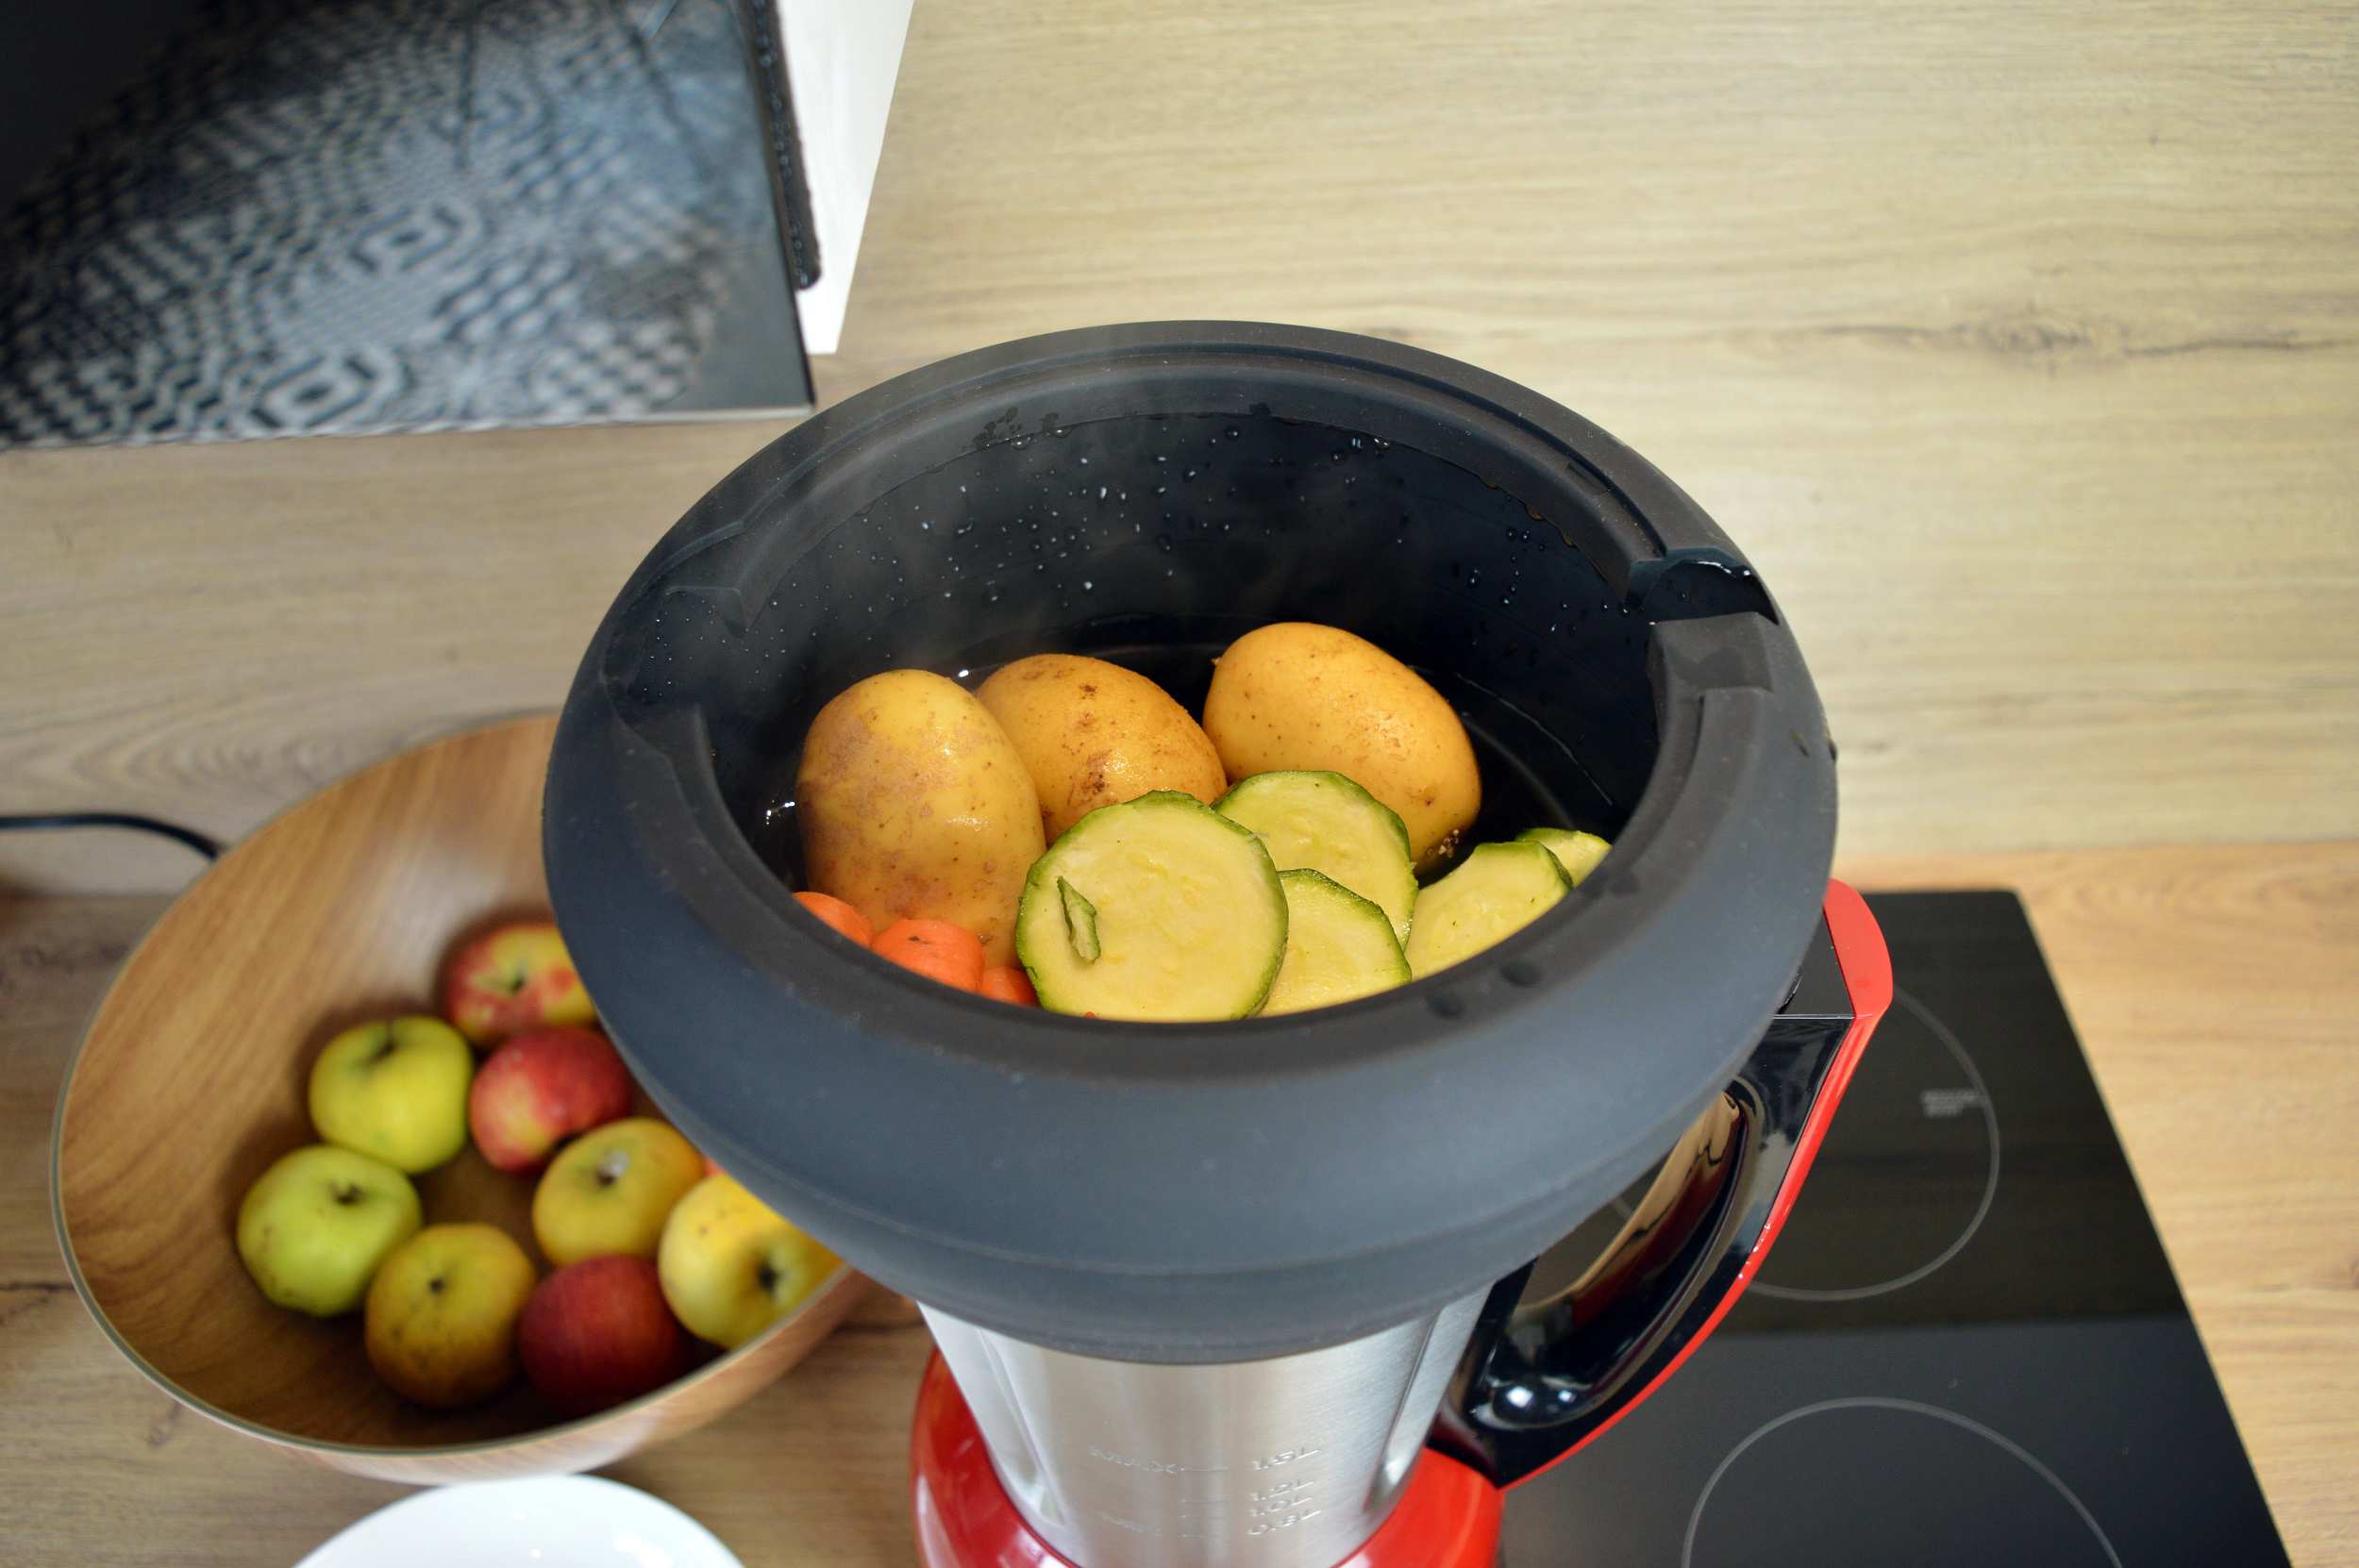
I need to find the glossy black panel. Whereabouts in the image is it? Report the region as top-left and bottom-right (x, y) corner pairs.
(1500, 892), (2287, 1566)
(1690, 1396), (2126, 1567)
(1440, 920), (1855, 1485)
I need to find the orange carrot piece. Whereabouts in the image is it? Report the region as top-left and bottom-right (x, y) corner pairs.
(872, 919), (986, 991)
(978, 966), (1039, 1007)
(795, 891), (875, 946)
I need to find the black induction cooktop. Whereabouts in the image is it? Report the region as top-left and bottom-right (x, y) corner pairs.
(1501, 891), (2289, 1567)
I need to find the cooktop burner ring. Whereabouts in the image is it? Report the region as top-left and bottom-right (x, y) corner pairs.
(1748, 986), (2000, 1302)
(1681, 1395), (2123, 1568)
(1500, 895), (2289, 1568)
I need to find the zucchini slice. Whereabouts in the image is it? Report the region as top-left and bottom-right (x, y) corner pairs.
(1214, 771), (1417, 943)
(1057, 877), (1101, 962)
(1404, 841), (1573, 979)
(1516, 826), (1612, 887)
(1016, 792), (1286, 1021)
(1262, 869), (1413, 1016)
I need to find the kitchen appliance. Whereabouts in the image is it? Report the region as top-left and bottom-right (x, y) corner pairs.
(544, 323), (1889, 1566)
(1500, 891), (2291, 1565)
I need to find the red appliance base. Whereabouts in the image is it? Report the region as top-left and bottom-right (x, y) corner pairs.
(910, 1351), (1501, 1568)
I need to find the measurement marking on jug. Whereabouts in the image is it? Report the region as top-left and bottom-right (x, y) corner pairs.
(1246, 1469), (1319, 1532)
(1249, 1445), (1320, 1471)
(1248, 1478), (1314, 1505)
(1246, 1507), (1324, 1536)
(1247, 1495), (1317, 1520)
(1086, 1443), (1199, 1475)
(1094, 1512), (1158, 1536)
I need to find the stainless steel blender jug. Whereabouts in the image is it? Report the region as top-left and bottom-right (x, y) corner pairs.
(544, 323), (1889, 1568)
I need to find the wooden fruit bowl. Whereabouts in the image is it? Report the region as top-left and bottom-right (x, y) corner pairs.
(50, 715), (870, 1484)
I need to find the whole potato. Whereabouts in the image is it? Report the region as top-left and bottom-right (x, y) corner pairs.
(1203, 624), (1481, 870)
(977, 655), (1228, 842)
(796, 670), (1045, 966)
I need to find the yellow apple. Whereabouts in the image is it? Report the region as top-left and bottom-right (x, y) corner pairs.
(530, 1118), (703, 1267)
(363, 1223), (538, 1408)
(309, 1016), (474, 1174)
(657, 1175), (840, 1349)
(236, 1143), (422, 1316)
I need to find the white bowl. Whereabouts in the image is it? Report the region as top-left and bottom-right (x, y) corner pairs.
(294, 1475), (745, 1568)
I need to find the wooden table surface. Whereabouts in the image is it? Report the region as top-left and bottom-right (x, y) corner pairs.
(5, 0), (2355, 894)
(4, 841), (2353, 1563)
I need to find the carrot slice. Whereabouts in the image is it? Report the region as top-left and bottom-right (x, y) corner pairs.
(873, 919), (986, 992)
(795, 891), (875, 946)
(978, 966), (1039, 1007)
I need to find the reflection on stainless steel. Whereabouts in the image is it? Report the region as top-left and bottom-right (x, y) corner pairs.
(923, 1292), (1487, 1568)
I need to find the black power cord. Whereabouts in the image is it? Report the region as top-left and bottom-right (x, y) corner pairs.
(0, 813), (223, 859)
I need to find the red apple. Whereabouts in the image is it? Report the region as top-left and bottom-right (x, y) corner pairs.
(442, 920), (596, 1047)
(468, 1026), (635, 1176)
(516, 1255), (689, 1416)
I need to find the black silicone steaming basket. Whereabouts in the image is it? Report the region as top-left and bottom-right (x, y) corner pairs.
(544, 322), (1837, 1361)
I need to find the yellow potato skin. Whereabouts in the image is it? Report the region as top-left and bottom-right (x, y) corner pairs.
(796, 669), (1045, 965)
(977, 655), (1228, 842)
(1203, 624), (1481, 870)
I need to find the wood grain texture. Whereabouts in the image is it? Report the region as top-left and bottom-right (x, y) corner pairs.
(0, 418), (793, 894)
(825, 0), (2359, 860)
(8, 842), (2356, 1560)
(5, 1), (2355, 893)
(48, 717), (866, 1483)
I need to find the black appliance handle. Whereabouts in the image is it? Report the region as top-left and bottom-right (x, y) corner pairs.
(1430, 882), (1892, 1489)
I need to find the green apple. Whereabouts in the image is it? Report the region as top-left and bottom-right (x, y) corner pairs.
(531, 1118), (704, 1267)
(236, 1143), (424, 1317)
(309, 1015), (474, 1174)
(364, 1223), (539, 1408)
(658, 1174), (840, 1348)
